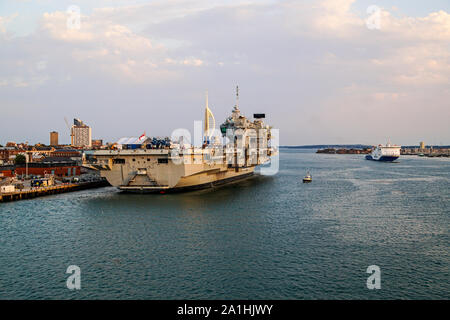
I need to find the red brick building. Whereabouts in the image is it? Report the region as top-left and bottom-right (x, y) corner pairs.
(0, 148), (22, 162)
(0, 162), (80, 178)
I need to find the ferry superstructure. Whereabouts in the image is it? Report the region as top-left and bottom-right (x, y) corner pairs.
(365, 142), (400, 162)
(93, 89), (277, 192)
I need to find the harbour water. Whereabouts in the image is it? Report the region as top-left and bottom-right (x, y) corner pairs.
(0, 149), (448, 299)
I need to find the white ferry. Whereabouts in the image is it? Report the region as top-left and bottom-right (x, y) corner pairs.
(365, 142), (400, 162)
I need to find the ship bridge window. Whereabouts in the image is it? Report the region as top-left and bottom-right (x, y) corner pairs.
(158, 158), (168, 164)
(113, 158), (125, 164)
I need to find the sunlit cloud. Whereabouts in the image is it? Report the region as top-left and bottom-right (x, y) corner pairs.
(0, 0), (449, 145)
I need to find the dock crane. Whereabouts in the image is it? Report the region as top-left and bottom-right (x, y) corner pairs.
(64, 117), (73, 146)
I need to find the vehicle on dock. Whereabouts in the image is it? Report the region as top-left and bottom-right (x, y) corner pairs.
(30, 178), (54, 187)
(1, 185), (15, 193)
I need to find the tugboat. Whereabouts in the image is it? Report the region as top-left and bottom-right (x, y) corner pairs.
(303, 172), (312, 183)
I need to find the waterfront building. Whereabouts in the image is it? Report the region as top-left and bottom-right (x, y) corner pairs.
(71, 119), (92, 148)
(91, 139), (103, 149)
(0, 146), (57, 164)
(0, 148), (25, 163)
(0, 158), (81, 178)
(51, 149), (81, 158)
(50, 131), (59, 146)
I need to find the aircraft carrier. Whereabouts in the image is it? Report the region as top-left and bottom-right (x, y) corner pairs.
(93, 88), (276, 193)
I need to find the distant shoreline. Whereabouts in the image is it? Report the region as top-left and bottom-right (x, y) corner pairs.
(280, 145), (369, 149)
(280, 145), (450, 149)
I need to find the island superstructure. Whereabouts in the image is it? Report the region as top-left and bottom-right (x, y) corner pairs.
(93, 88), (277, 192)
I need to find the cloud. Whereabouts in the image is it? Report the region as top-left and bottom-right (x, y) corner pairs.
(0, 13), (18, 34)
(282, 0), (363, 38)
(0, 0), (449, 145)
(36, 11), (176, 84)
(380, 10), (450, 41)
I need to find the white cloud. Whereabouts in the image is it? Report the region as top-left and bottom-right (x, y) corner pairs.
(0, 13), (18, 34)
(0, 1), (449, 144)
(282, 0), (363, 38)
(380, 10), (450, 41)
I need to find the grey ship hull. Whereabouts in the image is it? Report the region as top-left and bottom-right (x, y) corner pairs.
(119, 171), (254, 193)
(94, 148), (263, 193)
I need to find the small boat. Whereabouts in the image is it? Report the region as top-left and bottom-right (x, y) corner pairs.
(303, 172), (312, 183)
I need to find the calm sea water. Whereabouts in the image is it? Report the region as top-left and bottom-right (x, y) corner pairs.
(0, 149), (449, 299)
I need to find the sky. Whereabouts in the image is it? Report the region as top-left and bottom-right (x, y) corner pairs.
(1, 0), (449, 146)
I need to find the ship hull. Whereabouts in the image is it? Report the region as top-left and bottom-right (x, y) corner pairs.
(118, 171), (254, 193)
(94, 147), (268, 194)
(365, 155), (399, 162)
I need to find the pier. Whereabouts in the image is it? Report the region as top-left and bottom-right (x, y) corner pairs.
(0, 180), (109, 203)
(401, 147), (450, 157)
